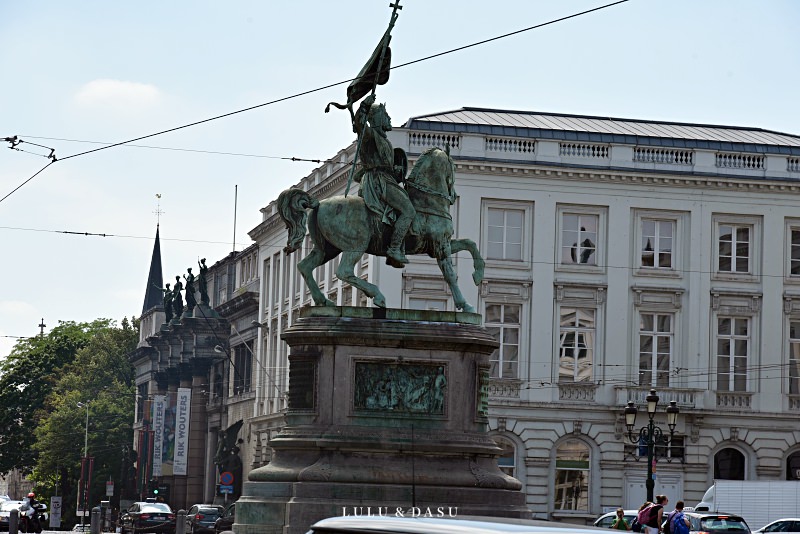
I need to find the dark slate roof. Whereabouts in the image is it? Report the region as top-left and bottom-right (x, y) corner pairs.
(142, 225), (164, 314)
(403, 108), (800, 155)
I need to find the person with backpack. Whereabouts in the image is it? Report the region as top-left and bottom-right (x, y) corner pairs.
(632, 501), (652, 533)
(666, 501), (690, 534)
(645, 495), (668, 534)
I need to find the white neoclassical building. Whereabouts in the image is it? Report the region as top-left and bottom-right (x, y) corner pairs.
(227, 108), (800, 522)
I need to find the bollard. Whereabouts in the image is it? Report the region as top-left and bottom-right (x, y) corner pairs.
(176, 510), (187, 534)
(91, 506), (101, 534)
(9, 508), (18, 534)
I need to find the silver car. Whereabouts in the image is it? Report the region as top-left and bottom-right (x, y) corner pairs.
(754, 519), (800, 534)
(306, 516), (609, 533)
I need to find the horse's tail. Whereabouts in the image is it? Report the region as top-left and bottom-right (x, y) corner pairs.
(277, 188), (319, 253)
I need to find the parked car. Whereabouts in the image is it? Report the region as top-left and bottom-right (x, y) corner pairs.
(754, 519), (800, 534)
(305, 516), (610, 533)
(213, 504), (235, 534)
(186, 505), (223, 534)
(120, 502), (176, 534)
(682, 512), (750, 534)
(594, 510), (638, 529)
(0, 501), (23, 531)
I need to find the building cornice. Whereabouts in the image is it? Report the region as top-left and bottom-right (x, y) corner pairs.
(216, 290), (259, 319)
(454, 160), (800, 193)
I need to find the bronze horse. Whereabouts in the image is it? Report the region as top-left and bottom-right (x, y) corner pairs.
(277, 147), (484, 312)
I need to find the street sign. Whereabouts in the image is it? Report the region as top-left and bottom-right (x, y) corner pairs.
(50, 496), (62, 528)
(219, 485), (234, 494)
(106, 481), (114, 497)
(219, 471), (234, 485)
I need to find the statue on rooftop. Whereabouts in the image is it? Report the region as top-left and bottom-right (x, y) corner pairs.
(156, 283), (174, 324)
(183, 267), (197, 309)
(172, 276), (184, 318)
(197, 258), (209, 305)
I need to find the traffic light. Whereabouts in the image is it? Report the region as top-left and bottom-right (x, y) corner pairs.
(148, 478), (159, 497)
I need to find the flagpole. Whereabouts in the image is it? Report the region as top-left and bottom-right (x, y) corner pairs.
(344, 1), (402, 197)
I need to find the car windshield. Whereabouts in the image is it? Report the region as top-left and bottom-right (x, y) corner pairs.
(1, 502), (21, 512)
(700, 518), (749, 531)
(141, 504), (172, 513)
(199, 509), (220, 517)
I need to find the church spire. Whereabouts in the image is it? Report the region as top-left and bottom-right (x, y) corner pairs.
(142, 225), (164, 314)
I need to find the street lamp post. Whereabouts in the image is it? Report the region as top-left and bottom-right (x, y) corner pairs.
(623, 389), (679, 503)
(77, 401), (90, 526)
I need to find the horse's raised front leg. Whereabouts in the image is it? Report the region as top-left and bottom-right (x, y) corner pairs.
(437, 256), (473, 313)
(336, 251), (387, 308)
(298, 248), (335, 307)
(450, 238), (485, 286)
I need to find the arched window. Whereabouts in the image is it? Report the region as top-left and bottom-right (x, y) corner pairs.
(787, 451), (800, 480)
(554, 439), (590, 511)
(493, 437), (516, 478)
(714, 447), (745, 480)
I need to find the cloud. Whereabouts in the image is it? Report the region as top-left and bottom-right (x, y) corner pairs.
(74, 79), (162, 110)
(0, 300), (38, 316)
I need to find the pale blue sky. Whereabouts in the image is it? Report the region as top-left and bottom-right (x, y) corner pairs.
(1, 0), (798, 357)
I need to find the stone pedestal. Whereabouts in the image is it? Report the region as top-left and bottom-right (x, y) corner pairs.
(236, 307), (528, 534)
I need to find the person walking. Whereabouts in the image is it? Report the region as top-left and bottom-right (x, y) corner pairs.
(611, 508), (631, 530)
(667, 501), (690, 534)
(645, 495), (668, 534)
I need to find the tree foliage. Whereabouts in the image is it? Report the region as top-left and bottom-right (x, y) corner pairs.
(0, 319), (113, 474)
(31, 318), (138, 522)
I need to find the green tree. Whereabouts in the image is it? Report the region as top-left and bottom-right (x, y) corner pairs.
(0, 320), (112, 475)
(32, 318), (137, 523)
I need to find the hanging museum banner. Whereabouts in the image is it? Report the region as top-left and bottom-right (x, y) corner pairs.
(151, 395), (166, 476)
(173, 387), (192, 475)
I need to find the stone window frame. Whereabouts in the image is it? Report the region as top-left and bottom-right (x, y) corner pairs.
(485, 301), (523, 380)
(710, 290), (761, 394)
(711, 213), (762, 283)
(784, 218), (800, 283)
(403, 274), (452, 311)
(491, 434), (518, 478)
(782, 294), (800, 396)
(787, 316), (800, 396)
(550, 436), (595, 515)
(555, 204), (607, 275)
(632, 209), (689, 279)
(481, 198), (533, 270)
(631, 286), (685, 389)
(553, 282), (607, 384)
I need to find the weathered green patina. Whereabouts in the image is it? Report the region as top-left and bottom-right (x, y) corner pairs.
(278, 145), (484, 312)
(354, 362), (446, 415)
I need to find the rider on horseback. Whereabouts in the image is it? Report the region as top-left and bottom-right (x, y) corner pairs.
(352, 94), (415, 268)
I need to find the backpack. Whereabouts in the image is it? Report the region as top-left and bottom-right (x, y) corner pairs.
(646, 504), (663, 527)
(631, 518), (642, 533)
(672, 512), (690, 534)
(663, 511), (676, 534)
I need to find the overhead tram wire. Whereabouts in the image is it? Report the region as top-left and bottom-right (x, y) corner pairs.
(20, 136), (329, 163)
(3, 221), (800, 281)
(0, 0), (629, 204)
(56, 0), (628, 163)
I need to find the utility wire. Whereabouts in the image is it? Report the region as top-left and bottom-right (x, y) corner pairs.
(21, 136), (330, 163)
(0, 225), (251, 247)
(57, 0), (628, 162)
(4, 220), (800, 281)
(0, 0), (629, 203)
(0, 161), (54, 204)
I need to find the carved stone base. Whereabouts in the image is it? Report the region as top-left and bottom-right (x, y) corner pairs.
(236, 307), (527, 534)
(193, 302), (220, 319)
